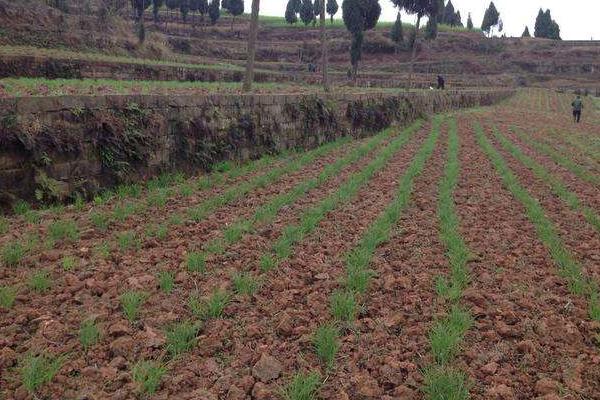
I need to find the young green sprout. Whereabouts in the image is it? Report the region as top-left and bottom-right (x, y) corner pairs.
(132, 360), (167, 395)
(232, 272), (260, 296)
(158, 271), (175, 294)
(20, 353), (67, 393)
(120, 291), (148, 322)
(329, 290), (357, 322)
(313, 323), (339, 370)
(281, 371), (321, 400)
(165, 320), (200, 357)
(28, 270), (51, 293)
(186, 252), (206, 273)
(79, 319), (100, 351)
(0, 285), (18, 308)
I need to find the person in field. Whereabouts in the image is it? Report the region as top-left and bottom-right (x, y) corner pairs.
(437, 75), (445, 90)
(571, 95), (583, 123)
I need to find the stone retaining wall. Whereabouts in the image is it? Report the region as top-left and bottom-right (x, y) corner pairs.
(0, 89), (514, 209)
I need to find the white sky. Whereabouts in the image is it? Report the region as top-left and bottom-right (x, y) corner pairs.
(249, 0), (600, 40)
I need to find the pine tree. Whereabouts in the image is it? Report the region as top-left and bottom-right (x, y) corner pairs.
(208, 0), (220, 24)
(152, 0), (164, 22)
(313, 0), (322, 26)
(390, 11), (404, 51)
(342, 0), (381, 79)
(454, 10), (462, 27)
(522, 26), (530, 37)
(326, 0), (338, 23)
(285, 0), (298, 24)
(228, 0), (244, 29)
(424, 15), (438, 39)
(443, 0), (455, 26)
(534, 8), (545, 38)
(466, 12), (473, 30)
(180, 0), (190, 22)
(390, 0), (440, 88)
(481, 1), (499, 37)
(300, 0), (314, 25)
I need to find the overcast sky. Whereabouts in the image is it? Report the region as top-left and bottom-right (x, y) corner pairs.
(250, 0), (600, 40)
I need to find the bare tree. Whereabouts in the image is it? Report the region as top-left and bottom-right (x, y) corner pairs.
(320, 0), (330, 92)
(242, 0), (260, 92)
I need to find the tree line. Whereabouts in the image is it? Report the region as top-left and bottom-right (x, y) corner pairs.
(130, 0), (244, 27)
(522, 8), (561, 40)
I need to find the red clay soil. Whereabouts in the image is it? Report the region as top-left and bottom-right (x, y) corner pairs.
(173, 123), (432, 399)
(490, 119), (600, 211)
(0, 137), (362, 398)
(483, 122), (600, 283)
(324, 122), (449, 399)
(452, 116), (600, 399)
(0, 149), (296, 252)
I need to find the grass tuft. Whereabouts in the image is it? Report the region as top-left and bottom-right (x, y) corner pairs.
(158, 271), (175, 294)
(329, 290), (357, 322)
(165, 320), (200, 357)
(28, 270), (51, 293)
(120, 291), (148, 322)
(48, 220), (79, 243)
(189, 290), (230, 320)
(281, 371), (322, 400)
(79, 319), (100, 351)
(422, 365), (469, 400)
(186, 251), (206, 273)
(61, 256), (77, 271)
(0, 285), (18, 308)
(313, 324), (339, 370)
(2, 241), (27, 266)
(132, 360), (167, 395)
(20, 353), (67, 393)
(232, 272), (260, 296)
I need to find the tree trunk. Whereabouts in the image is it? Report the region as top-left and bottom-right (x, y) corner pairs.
(242, 0), (260, 92)
(407, 14), (421, 91)
(320, 0), (329, 92)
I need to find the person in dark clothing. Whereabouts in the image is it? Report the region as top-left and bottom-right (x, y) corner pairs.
(437, 75), (445, 90)
(572, 95), (583, 123)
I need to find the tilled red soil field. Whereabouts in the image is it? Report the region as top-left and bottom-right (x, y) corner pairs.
(1, 90), (599, 400)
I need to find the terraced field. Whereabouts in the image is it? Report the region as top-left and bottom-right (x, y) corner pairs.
(1, 90), (599, 399)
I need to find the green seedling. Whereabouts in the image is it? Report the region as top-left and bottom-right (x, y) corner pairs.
(232, 272), (259, 296)
(186, 252), (206, 273)
(165, 320), (200, 357)
(117, 231), (140, 251)
(189, 290), (230, 320)
(2, 241), (27, 266)
(0, 285), (18, 308)
(21, 353), (67, 393)
(90, 211), (110, 230)
(330, 290), (357, 322)
(28, 270), (51, 293)
(132, 360), (167, 395)
(259, 254), (277, 272)
(0, 216), (8, 234)
(313, 324), (339, 370)
(422, 366), (469, 400)
(61, 256), (77, 271)
(48, 220), (79, 242)
(120, 291), (148, 322)
(281, 371), (321, 400)
(79, 319), (100, 351)
(158, 271), (175, 294)
(13, 200), (31, 215)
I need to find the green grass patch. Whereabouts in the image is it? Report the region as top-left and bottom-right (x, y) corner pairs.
(90, 211), (111, 230)
(0, 285), (18, 308)
(281, 371), (322, 400)
(20, 353), (67, 393)
(61, 256), (77, 271)
(157, 271), (175, 294)
(232, 272), (260, 296)
(117, 231), (140, 251)
(2, 241), (28, 266)
(132, 360), (167, 395)
(79, 319), (101, 351)
(28, 270), (51, 293)
(313, 323), (339, 370)
(422, 365), (470, 400)
(186, 251), (206, 273)
(330, 290), (357, 322)
(429, 306), (472, 365)
(47, 219), (79, 243)
(189, 289), (230, 320)
(120, 291), (148, 322)
(165, 320), (200, 357)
